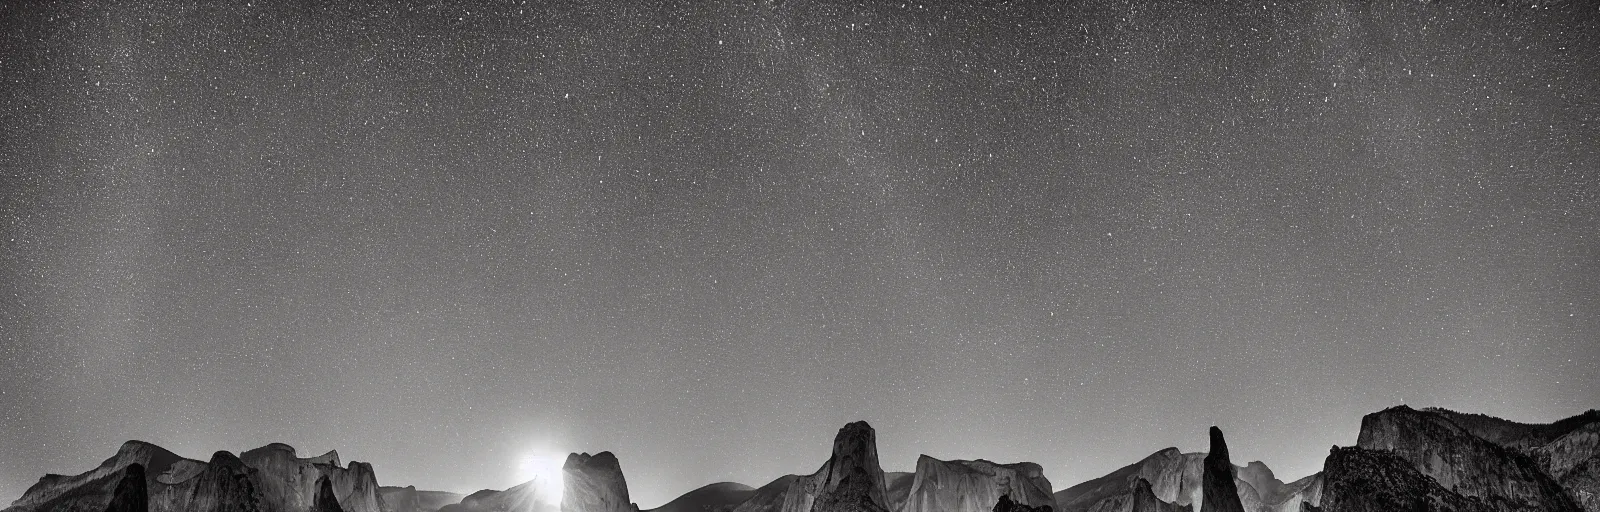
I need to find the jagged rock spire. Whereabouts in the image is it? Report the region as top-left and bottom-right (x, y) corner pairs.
(1201, 427), (1246, 512)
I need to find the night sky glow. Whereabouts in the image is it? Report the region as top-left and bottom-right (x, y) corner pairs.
(2, 0), (1597, 508)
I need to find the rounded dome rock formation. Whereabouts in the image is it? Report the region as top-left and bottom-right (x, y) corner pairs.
(901, 456), (1056, 512)
(562, 452), (636, 512)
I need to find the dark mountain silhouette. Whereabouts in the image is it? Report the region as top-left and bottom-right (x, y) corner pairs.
(1200, 428), (1245, 512)
(642, 482), (755, 512)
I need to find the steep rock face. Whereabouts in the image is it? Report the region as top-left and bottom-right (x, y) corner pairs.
(240, 444), (382, 512)
(1356, 406), (1579, 511)
(1080, 478), (1186, 512)
(1055, 448), (1202, 512)
(883, 473), (913, 512)
(1536, 422), (1600, 512)
(104, 464), (149, 512)
(1200, 428), (1245, 512)
(757, 422), (891, 512)
(643, 482), (754, 512)
(1056, 447), (1316, 512)
(1318, 446), (1492, 512)
(1425, 409), (1600, 454)
(900, 456), (1056, 512)
(562, 452), (635, 512)
(315, 476), (347, 512)
(6, 441), (391, 512)
(1536, 422), (1600, 480)
(809, 422), (890, 512)
(1236, 463), (1283, 505)
(5, 441), (190, 512)
(1558, 457), (1600, 512)
(1416, 408), (1600, 512)
(163, 451), (264, 512)
(329, 462), (383, 512)
(377, 486), (466, 512)
(1130, 479), (1186, 512)
(726, 422), (889, 512)
(1269, 474), (1323, 512)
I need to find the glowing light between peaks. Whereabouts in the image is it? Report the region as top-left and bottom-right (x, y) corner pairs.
(517, 453), (565, 503)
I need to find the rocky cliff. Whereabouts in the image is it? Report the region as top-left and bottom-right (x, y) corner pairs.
(1424, 409), (1600, 454)
(1558, 457), (1600, 512)
(4, 441), (190, 512)
(315, 476), (347, 512)
(1317, 446), (1492, 512)
(1356, 406), (1579, 511)
(883, 473), (913, 512)
(562, 452), (636, 512)
(3, 441), (393, 512)
(1268, 474), (1322, 512)
(1077, 477), (1185, 512)
(1443, 409), (1600, 512)
(1129, 479), (1186, 512)
(727, 422), (889, 512)
(161, 451), (265, 512)
(808, 422), (890, 512)
(239, 443), (382, 512)
(1056, 444), (1315, 512)
(900, 456), (1055, 512)
(1055, 448), (1202, 512)
(1200, 428), (1245, 512)
(104, 464), (148, 512)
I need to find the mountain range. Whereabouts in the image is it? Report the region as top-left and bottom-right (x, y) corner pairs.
(7, 406), (1597, 512)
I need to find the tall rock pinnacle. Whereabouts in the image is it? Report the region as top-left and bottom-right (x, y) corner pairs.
(1201, 427), (1246, 512)
(810, 421), (890, 512)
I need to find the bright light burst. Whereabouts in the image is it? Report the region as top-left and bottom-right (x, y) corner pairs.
(516, 452), (565, 503)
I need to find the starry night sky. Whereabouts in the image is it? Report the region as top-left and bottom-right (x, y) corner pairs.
(2, 0), (1598, 508)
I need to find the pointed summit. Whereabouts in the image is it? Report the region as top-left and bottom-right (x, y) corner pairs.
(1207, 427), (1230, 461)
(1201, 428), (1245, 512)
